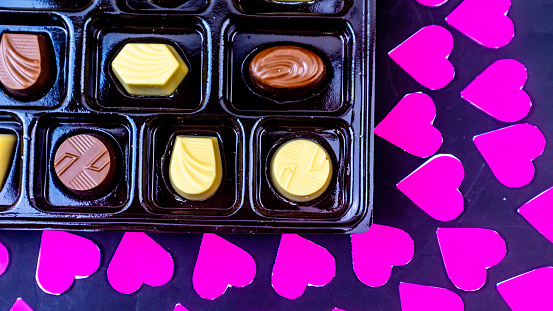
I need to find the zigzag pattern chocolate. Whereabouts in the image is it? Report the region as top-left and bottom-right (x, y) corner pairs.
(54, 134), (111, 192)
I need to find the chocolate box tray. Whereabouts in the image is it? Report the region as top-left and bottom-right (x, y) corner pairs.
(0, 0), (374, 233)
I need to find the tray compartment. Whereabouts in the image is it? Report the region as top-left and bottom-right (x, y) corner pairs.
(222, 17), (354, 115)
(85, 14), (209, 112)
(142, 116), (244, 216)
(31, 114), (133, 212)
(251, 117), (352, 218)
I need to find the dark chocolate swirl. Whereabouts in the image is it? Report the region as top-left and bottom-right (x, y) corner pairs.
(249, 45), (326, 97)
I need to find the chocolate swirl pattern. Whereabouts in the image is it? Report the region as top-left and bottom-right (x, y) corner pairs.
(0, 33), (53, 99)
(249, 45), (326, 98)
(54, 134), (112, 192)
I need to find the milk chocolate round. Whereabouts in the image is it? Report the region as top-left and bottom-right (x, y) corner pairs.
(0, 33), (54, 100)
(249, 45), (326, 98)
(54, 134), (116, 195)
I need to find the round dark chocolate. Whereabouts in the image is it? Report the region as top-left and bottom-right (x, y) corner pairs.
(248, 45), (326, 98)
(53, 134), (115, 194)
(0, 33), (55, 100)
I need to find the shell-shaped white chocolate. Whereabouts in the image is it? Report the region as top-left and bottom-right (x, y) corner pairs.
(111, 43), (188, 96)
(169, 136), (222, 201)
(270, 139), (332, 202)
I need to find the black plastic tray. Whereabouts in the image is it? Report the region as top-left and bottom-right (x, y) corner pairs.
(0, 0), (374, 233)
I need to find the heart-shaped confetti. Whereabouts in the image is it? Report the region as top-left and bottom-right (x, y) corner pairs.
(173, 304), (189, 311)
(351, 224), (414, 287)
(415, 0), (448, 7)
(474, 124), (546, 188)
(497, 267), (553, 310)
(272, 234), (335, 300)
(399, 282), (464, 311)
(518, 186), (553, 243)
(461, 59), (531, 123)
(389, 25), (455, 90)
(9, 299), (33, 311)
(375, 92), (443, 158)
(36, 231), (100, 295)
(446, 0), (514, 48)
(397, 154), (464, 221)
(0, 239), (9, 277)
(107, 232), (174, 294)
(193, 234), (256, 300)
(437, 228), (506, 291)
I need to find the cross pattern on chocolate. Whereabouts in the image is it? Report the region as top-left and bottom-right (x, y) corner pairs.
(54, 134), (111, 192)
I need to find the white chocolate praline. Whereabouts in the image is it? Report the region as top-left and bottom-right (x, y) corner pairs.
(111, 43), (188, 96)
(270, 139), (332, 202)
(169, 136), (223, 201)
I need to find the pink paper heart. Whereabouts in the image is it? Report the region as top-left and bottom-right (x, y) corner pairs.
(497, 267), (553, 310)
(399, 282), (464, 311)
(437, 228), (506, 291)
(446, 0), (514, 49)
(375, 92), (443, 158)
(415, 0), (448, 7)
(351, 224), (414, 287)
(518, 186), (553, 243)
(0, 239), (9, 277)
(389, 25), (455, 90)
(174, 304), (189, 311)
(9, 299), (33, 311)
(36, 231), (100, 295)
(473, 124), (546, 188)
(272, 234), (335, 300)
(461, 59), (531, 122)
(193, 234), (256, 300)
(107, 232), (174, 294)
(397, 154), (464, 221)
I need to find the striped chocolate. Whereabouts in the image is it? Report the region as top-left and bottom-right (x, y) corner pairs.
(248, 45), (326, 98)
(54, 134), (113, 193)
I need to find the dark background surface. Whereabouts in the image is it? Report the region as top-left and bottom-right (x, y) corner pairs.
(0, 0), (550, 310)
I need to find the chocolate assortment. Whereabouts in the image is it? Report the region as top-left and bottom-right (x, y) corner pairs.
(0, 0), (373, 233)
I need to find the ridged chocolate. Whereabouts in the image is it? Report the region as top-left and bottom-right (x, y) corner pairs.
(0, 33), (54, 100)
(54, 134), (113, 193)
(249, 45), (326, 98)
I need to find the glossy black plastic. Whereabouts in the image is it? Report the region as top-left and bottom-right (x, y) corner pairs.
(0, 0), (373, 233)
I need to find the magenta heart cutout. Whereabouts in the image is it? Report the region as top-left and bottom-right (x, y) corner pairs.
(9, 299), (33, 311)
(193, 233), (256, 300)
(437, 228), (506, 291)
(107, 232), (174, 294)
(389, 25), (455, 90)
(497, 267), (553, 310)
(397, 154), (464, 221)
(36, 231), (100, 295)
(518, 186), (553, 243)
(351, 224), (414, 287)
(474, 123), (546, 188)
(415, 0), (448, 6)
(173, 304), (189, 311)
(375, 92), (443, 158)
(272, 234), (335, 300)
(400, 282), (464, 311)
(446, 0), (514, 49)
(461, 59), (531, 123)
(0, 239), (9, 277)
